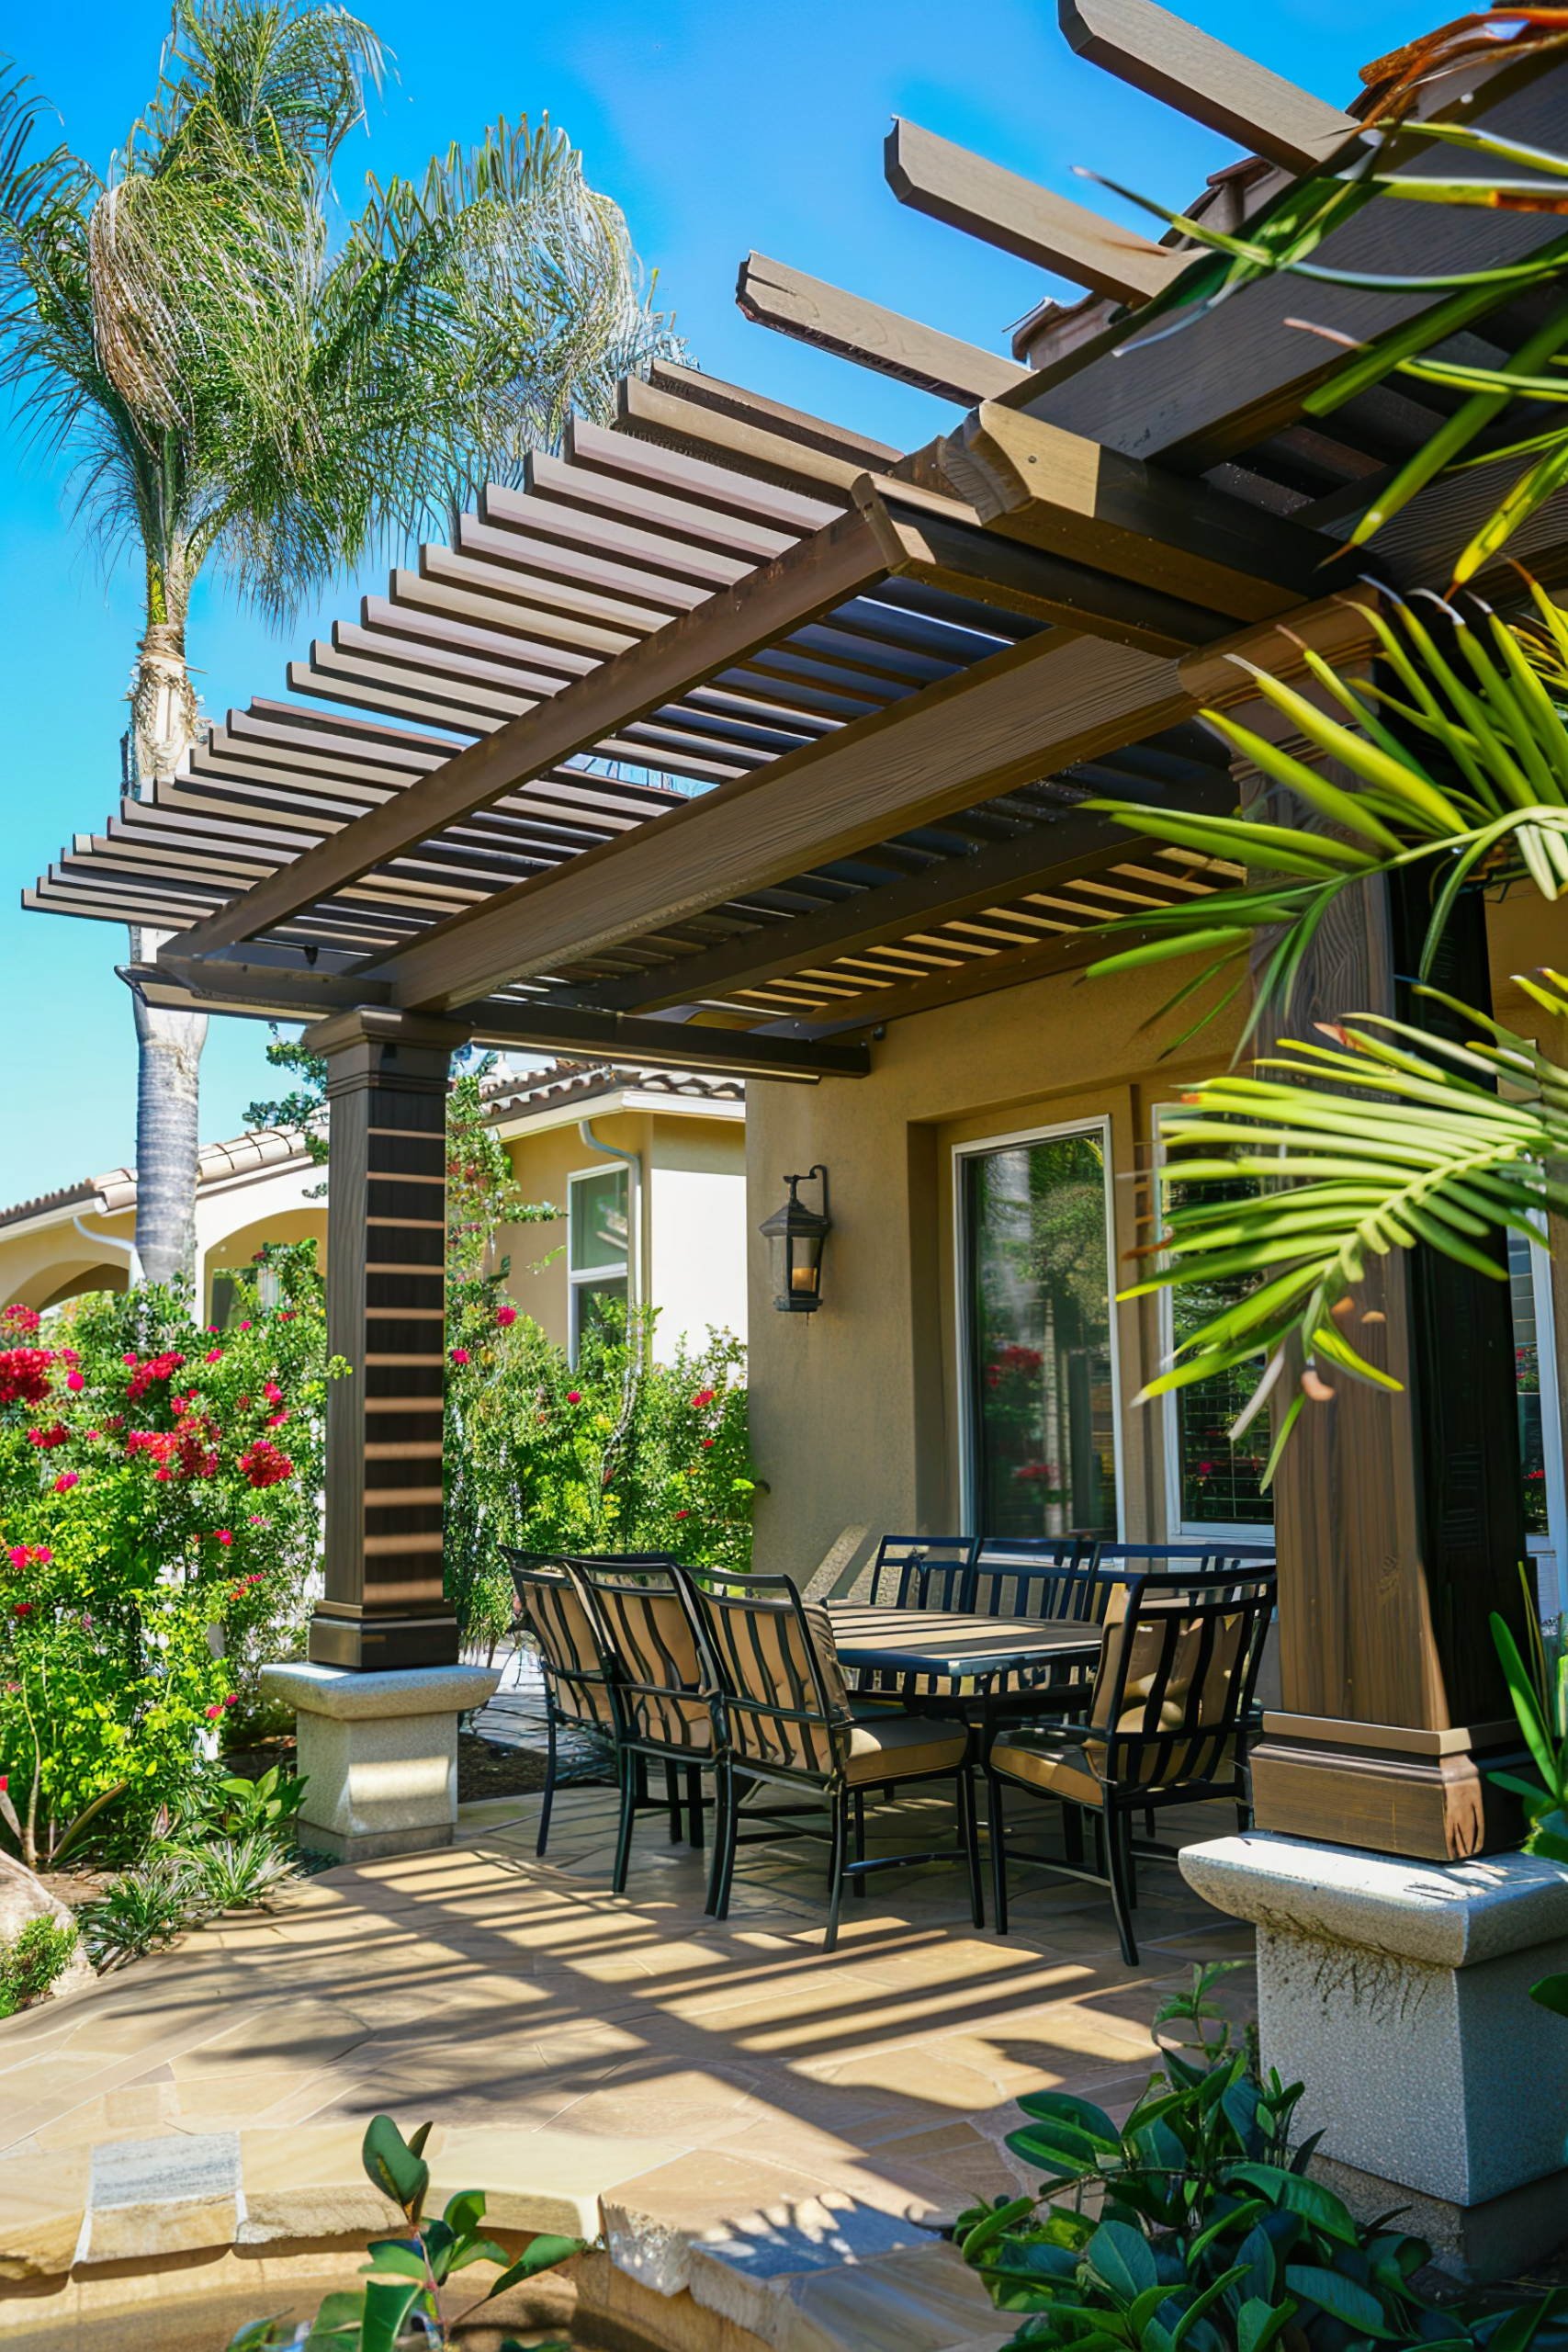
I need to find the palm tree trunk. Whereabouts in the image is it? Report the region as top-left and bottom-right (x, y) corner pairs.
(128, 605), (206, 1290)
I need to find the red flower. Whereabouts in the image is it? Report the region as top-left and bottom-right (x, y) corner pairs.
(205, 1704), (221, 1720)
(13, 1601), (33, 1617)
(566, 1389), (581, 1405)
(449, 1349), (471, 1366)
(0, 1305), (40, 1336)
(53, 1471), (79, 1494)
(267, 1410), (288, 1427)
(126, 1351), (186, 1403)
(701, 1437), (715, 1449)
(674, 1509), (690, 1521)
(690, 1388), (716, 1410)
(496, 1304), (517, 1328)
(0, 1349), (54, 1408)
(238, 1320), (253, 1330)
(204, 1349), (222, 1364)
(28, 1423), (69, 1450)
(65, 1371), (85, 1393)
(263, 1382), (283, 1404)
(127, 1430), (178, 1463)
(238, 1439), (293, 1490)
(211, 1530), (234, 1546)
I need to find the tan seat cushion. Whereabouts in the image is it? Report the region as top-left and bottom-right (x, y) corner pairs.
(991, 1727), (1236, 1808)
(845, 1713), (970, 1786)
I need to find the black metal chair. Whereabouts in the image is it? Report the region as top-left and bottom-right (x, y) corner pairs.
(568, 1555), (724, 1891)
(986, 1565), (1276, 1963)
(865, 1534), (976, 1610)
(504, 1549), (626, 1859)
(688, 1569), (984, 1950)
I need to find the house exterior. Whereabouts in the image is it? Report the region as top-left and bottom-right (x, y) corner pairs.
(25, 2), (1568, 2268)
(0, 1059), (747, 1359)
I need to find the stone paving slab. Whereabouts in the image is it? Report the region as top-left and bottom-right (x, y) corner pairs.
(0, 1781), (1251, 2348)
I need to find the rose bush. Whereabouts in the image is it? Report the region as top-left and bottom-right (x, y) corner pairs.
(0, 1250), (346, 1863)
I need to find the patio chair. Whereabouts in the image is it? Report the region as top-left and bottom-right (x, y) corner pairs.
(865, 1534), (976, 1611)
(986, 1565), (1275, 1964)
(567, 1555), (724, 1893)
(688, 1569), (984, 1951)
(504, 1548), (625, 1860)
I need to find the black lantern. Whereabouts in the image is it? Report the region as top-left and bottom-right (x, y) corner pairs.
(761, 1165), (830, 1313)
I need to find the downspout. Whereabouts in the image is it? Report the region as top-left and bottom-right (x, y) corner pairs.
(73, 1215), (145, 1292)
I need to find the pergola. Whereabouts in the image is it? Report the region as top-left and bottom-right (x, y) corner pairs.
(28, 0), (1568, 1877)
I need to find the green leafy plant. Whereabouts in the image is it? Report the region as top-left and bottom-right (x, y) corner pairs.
(172, 1829), (301, 1913)
(76, 1853), (202, 1969)
(957, 1964), (1568, 2349)
(171, 1761), (310, 1844)
(1491, 1591), (1568, 2034)
(0, 1915), (80, 2018)
(229, 2112), (582, 2350)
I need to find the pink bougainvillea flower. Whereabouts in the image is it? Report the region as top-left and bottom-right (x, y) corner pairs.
(267, 1410), (288, 1428)
(13, 1600), (33, 1617)
(566, 1389), (581, 1405)
(449, 1348), (471, 1365)
(36, 1548), (51, 1566)
(212, 1529), (234, 1545)
(238, 1320), (253, 1330)
(701, 1437), (715, 1449)
(690, 1388), (716, 1409)
(674, 1509), (691, 1521)
(248, 1514), (265, 1524)
(53, 1471), (79, 1493)
(239, 1440), (293, 1490)
(123, 1352), (137, 1366)
(58, 1348), (78, 1366)
(223, 1693), (238, 1708)
(205, 1704), (221, 1720)
(28, 1423), (69, 1450)
(204, 1349), (222, 1364)
(85, 1429), (100, 1442)
(0, 1349), (54, 1408)
(263, 1382), (283, 1404)
(65, 1370), (85, 1392)
(496, 1304), (517, 1327)
(0, 1304), (40, 1335)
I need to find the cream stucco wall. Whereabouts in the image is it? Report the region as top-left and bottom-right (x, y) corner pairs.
(497, 1104), (747, 1360)
(745, 887), (1560, 1584)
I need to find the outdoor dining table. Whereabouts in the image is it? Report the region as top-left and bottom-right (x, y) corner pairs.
(824, 1603), (1103, 1723)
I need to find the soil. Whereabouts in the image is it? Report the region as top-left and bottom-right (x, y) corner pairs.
(457, 1732), (549, 1802)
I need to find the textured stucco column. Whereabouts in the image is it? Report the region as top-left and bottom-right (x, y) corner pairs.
(262, 1661), (499, 1862)
(1182, 1830), (1568, 2278)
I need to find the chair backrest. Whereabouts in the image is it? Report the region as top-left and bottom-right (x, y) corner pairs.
(1088, 1567), (1276, 1788)
(1092, 1542), (1276, 1577)
(567, 1556), (715, 1756)
(866, 1534), (975, 1611)
(687, 1570), (851, 1782)
(969, 1536), (1097, 1622)
(504, 1549), (616, 1731)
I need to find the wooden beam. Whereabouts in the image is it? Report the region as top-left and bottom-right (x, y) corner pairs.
(1059, 0), (1360, 175)
(615, 370), (894, 503)
(886, 119), (1190, 307)
(736, 254), (1029, 404)
(163, 506), (895, 960)
(369, 631), (1191, 1012)
(563, 768), (1233, 1012)
(130, 957), (869, 1081)
(941, 401), (1348, 619)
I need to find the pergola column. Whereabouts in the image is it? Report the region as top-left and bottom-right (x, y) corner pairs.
(1179, 695), (1568, 2283)
(260, 1004), (498, 1862)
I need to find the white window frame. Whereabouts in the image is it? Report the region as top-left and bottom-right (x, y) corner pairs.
(952, 1114), (1125, 1543)
(1517, 1222), (1568, 1626)
(567, 1162), (629, 1363)
(1152, 1101), (1274, 1544)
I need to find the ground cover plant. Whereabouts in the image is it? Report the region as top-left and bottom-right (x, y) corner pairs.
(230, 2111), (581, 2351)
(957, 1965), (1568, 2350)
(0, 1914), (78, 2018)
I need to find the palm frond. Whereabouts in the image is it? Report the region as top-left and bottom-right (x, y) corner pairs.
(1134, 974), (1568, 1472)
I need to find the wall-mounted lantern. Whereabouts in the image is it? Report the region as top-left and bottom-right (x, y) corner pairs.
(760, 1165), (830, 1314)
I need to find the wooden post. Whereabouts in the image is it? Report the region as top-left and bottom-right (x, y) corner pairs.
(305, 1006), (457, 1671)
(1234, 708), (1530, 1860)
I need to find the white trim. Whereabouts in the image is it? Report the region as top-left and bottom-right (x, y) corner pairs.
(491, 1088), (744, 1145)
(567, 1160), (630, 1362)
(951, 1114), (1125, 1543)
(1151, 1102), (1273, 1544)
(1521, 1227), (1568, 1625)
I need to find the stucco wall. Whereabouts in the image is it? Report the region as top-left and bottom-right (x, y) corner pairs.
(498, 1107), (746, 1359)
(745, 888), (1561, 1583)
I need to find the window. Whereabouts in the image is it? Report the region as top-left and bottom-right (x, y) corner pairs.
(1511, 1225), (1568, 1625)
(958, 1122), (1121, 1542)
(1155, 1108), (1273, 1540)
(569, 1164), (629, 1360)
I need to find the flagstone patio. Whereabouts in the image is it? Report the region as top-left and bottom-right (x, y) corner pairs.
(0, 1782), (1252, 2351)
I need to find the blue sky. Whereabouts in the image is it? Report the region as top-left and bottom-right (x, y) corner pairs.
(0, 0), (1431, 1204)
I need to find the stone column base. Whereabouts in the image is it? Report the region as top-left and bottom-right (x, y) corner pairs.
(260, 1660), (501, 1863)
(1180, 1831), (1568, 2281)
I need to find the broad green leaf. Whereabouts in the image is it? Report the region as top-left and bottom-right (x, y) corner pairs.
(1282, 2262), (1394, 2335)
(443, 2188), (486, 2235)
(360, 2116), (430, 2219)
(359, 2240), (425, 2282)
(1014, 2091), (1122, 2144)
(483, 2234), (587, 2300)
(1235, 2297), (1298, 2352)
(1230, 2165), (1359, 2245)
(1530, 1972), (1568, 2018)
(1086, 2218), (1158, 2301)
(361, 2276), (422, 2352)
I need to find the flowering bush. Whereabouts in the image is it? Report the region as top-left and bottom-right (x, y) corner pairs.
(0, 1253), (345, 1864)
(445, 1294), (754, 1656)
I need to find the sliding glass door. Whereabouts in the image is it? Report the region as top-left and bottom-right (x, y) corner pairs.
(959, 1123), (1121, 1542)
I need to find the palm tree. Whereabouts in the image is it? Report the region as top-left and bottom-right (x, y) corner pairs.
(0, 1), (679, 1284)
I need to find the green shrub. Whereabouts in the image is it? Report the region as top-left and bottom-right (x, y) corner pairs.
(0, 1914), (79, 2017)
(173, 1830), (300, 1913)
(77, 1854), (203, 1969)
(957, 1964), (1568, 2350)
